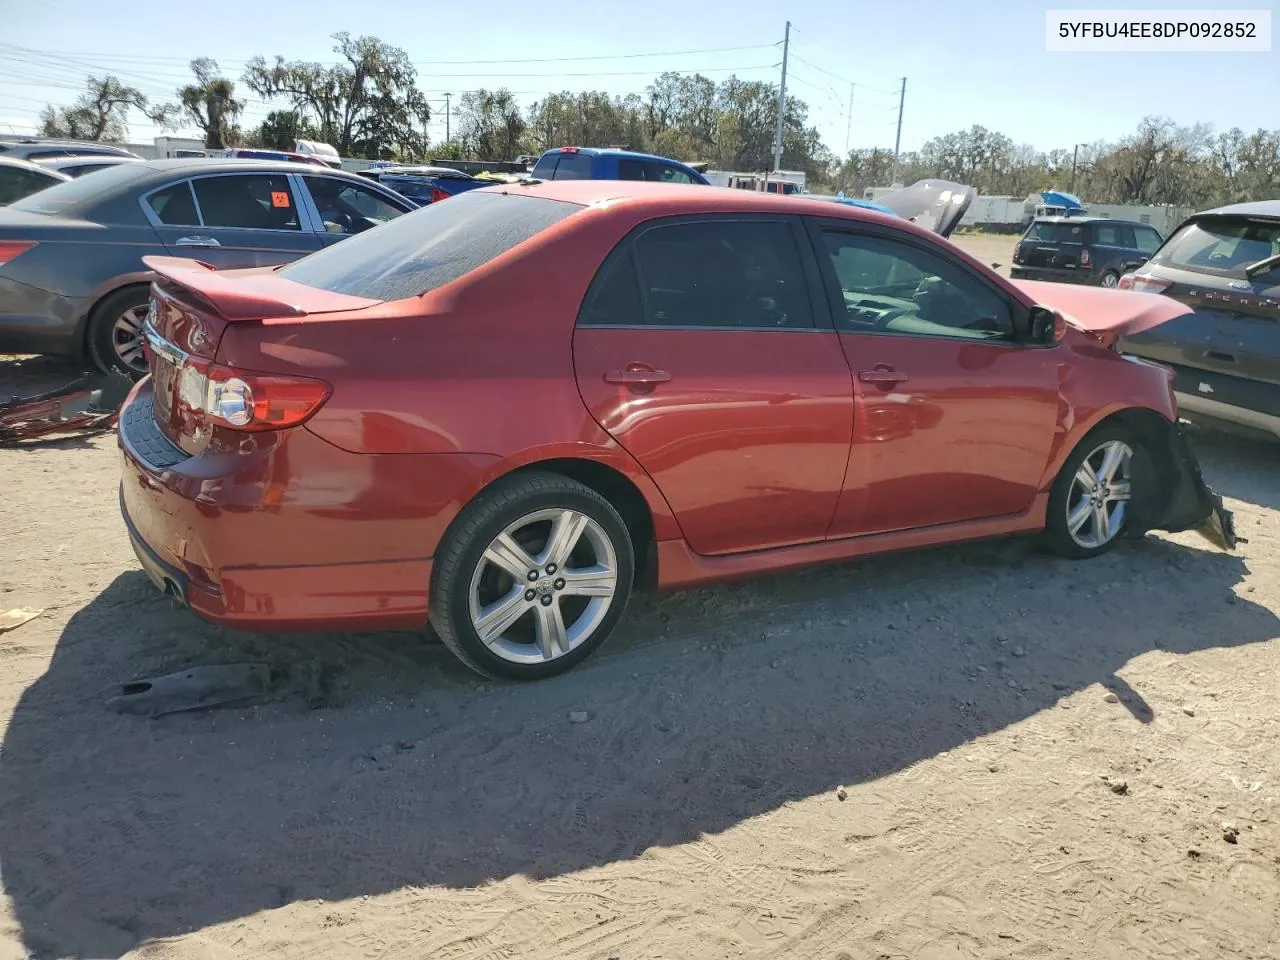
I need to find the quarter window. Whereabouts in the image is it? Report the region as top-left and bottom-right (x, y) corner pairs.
(822, 231), (1014, 342)
(146, 181), (199, 225)
(191, 174), (300, 230)
(616, 219), (814, 328)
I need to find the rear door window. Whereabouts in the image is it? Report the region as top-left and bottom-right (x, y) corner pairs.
(277, 190), (579, 300)
(618, 159), (649, 181)
(1155, 217), (1280, 279)
(620, 219), (814, 329)
(191, 174), (300, 230)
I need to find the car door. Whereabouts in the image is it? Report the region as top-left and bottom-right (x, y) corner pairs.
(573, 215), (855, 556)
(297, 174), (414, 246)
(142, 172), (322, 268)
(807, 219), (1060, 538)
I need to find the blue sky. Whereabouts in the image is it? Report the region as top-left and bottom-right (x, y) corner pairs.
(2, 0), (1276, 157)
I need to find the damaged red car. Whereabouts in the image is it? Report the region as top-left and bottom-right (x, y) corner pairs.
(117, 180), (1235, 680)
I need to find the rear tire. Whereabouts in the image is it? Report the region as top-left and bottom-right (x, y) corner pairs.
(428, 471), (634, 680)
(1099, 270), (1120, 288)
(87, 285), (151, 378)
(1044, 424), (1137, 560)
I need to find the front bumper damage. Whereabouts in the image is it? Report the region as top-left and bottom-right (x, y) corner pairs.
(1129, 424), (1238, 551)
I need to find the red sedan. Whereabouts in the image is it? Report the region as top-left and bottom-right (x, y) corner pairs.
(117, 180), (1235, 679)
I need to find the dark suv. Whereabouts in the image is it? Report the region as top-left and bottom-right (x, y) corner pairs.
(1011, 216), (1164, 287)
(1118, 201), (1280, 441)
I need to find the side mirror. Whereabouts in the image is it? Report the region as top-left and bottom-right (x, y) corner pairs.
(1029, 306), (1066, 345)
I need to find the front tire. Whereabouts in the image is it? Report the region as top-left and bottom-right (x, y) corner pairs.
(1044, 425), (1136, 559)
(428, 472), (635, 680)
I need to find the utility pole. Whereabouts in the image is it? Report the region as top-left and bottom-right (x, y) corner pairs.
(844, 82), (854, 156)
(444, 93), (452, 143)
(1070, 143), (1080, 192)
(892, 77), (906, 183)
(772, 20), (791, 176)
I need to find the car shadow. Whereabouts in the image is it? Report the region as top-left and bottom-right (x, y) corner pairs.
(0, 534), (1275, 958)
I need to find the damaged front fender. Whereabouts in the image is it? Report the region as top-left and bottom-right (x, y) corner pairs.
(1127, 419), (1238, 551)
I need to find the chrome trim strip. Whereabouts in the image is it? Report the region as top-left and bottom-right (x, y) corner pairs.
(143, 319), (189, 367)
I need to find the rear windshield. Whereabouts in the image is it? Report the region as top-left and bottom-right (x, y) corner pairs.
(1153, 216), (1280, 279)
(278, 190), (579, 300)
(10, 161), (153, 215)
(1024, 221), (1086, 243)
(532, 152), (593, 180)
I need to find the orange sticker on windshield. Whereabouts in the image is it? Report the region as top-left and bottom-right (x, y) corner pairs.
(271, 191), (290, 208)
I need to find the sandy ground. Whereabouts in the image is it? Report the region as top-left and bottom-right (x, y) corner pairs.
(1, 234), (1279, 960)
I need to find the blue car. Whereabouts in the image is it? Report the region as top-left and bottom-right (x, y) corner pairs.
(531, 147), (710, 185)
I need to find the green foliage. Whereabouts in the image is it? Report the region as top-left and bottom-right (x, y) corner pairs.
(242, 32), (430, 160)
(160, 59), (244, 150)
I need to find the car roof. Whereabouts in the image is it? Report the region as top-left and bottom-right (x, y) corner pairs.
(0, 154), (71, 177)
(1032, 215), (1157, 227)
(484, 178), (907, 226)
(114, 157), (368, 184)
(541, 146), (699, 167)
(39, 155), (144, 168)
(1191, 199), (1280, 220)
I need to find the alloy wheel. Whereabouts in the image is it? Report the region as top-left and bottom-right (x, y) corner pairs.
(1065, 439), (1132, 549)
(112, 305), (150, 374)
(1101, 272), (1119, 288)
(467, 507), (619, 665)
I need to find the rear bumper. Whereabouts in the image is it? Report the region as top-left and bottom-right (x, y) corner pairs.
(117, 381), (493, 632)
(0, 276), (87, 355)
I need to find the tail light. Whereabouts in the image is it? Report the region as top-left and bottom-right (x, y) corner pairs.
(179, 360), (331, 432)
(1118, 273), (1173, 294)
(1012, 245), (1022, 264)
(0, 241), (36, 268)
(1079, 248), (1091, 267)
(429, 186), (449, 204)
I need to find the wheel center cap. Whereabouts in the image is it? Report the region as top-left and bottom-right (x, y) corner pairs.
(534, 578), (556, 599)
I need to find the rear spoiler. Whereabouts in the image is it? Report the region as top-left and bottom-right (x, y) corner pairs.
(142, 256), (378, 322)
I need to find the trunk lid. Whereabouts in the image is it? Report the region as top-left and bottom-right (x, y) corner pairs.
(141, 256), (379, 452)
(1012, 278), (1194, 346)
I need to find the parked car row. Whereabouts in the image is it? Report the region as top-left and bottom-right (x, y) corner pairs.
(0, 159), (415, 373)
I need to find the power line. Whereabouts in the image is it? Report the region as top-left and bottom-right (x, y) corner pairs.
(785, 53), (899, 97)
(0, 42), (781, 70)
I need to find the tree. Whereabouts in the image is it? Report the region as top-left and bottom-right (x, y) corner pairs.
(39, 75), (163, 141)
(242, 32), (430, 159)
(168, 58), (244, 150)
(456, 88), (526, 159)
(243, 110), (319, 151)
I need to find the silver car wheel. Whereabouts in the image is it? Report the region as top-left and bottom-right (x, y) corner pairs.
(1100, 272), (1119, 288)
(112, 305), (149, 373)
(1066, 439), (1132, 549)
(467, 507), (619, 665)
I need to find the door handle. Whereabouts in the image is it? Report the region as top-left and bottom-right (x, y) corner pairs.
(175, 236), (221, 247)
(858, 366), (909, 386)
(604, 366), (672, 387)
